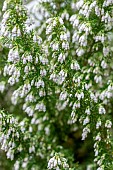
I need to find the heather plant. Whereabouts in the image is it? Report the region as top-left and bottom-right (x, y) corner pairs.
(0, 0), (113, 170)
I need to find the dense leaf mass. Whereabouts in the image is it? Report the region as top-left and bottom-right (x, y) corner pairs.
(0, 0), (113, 170)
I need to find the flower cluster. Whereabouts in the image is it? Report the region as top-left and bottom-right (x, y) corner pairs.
(0, 0), (113, 170)
(48, 153), (69, 170)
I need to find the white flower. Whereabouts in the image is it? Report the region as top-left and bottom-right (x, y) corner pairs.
(59, 18), (64, 25)
(97, 166), (104, 170)
(62, 41), (69, 50)
(85, 108), (91, 115)
(2, 1), (7, 11)
(6, 149), (14, 160)
(83, 116), (90, 125)
(58, 53), (66, 63)
(60, 33), (68, 41)
(0, 81), (5, 93)
(82, 126), (90, 140)
(71, 61), (80, 70)
(96, 119), (102, 129)
(27, 55), (32, 62)
(105, 120), (112, 128)
(79, 34), (87, 46)
(52, 43), (59, 51)
(14, 161), (20, 170)
(48, 154), (69, 170)
(76, 48), (85, 56)
(29, 145), (35, 153)
(3, 11), (10, 20)
(101, 60), (107, 69)
(53, 20), (57, 27)
(40, 69), (47, 76)
(99, 106), (106, 114)
(95, 133), (101, 141)
(35, 102), (46, 112)
(94, 75), (102, 83)
(12, 26), (17, 36)
(35, 79), (45, 88)
(76, 0), (84, 10)
(59, 91), (68, 100)
(103, 46), (109, 56)
(25, 107), (34, 116)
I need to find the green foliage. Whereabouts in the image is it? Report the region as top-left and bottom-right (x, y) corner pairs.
(0, 0), (113, 170)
